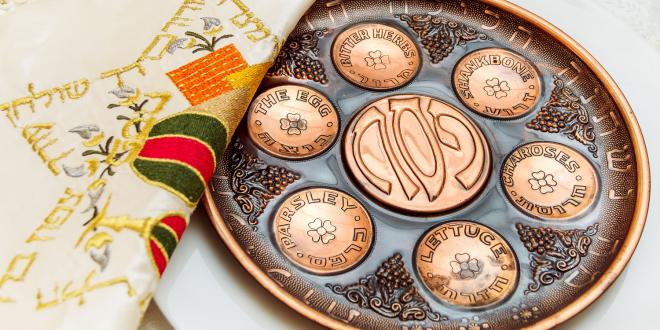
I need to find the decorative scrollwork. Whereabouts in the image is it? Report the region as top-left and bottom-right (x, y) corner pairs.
(327, 253), (445, 322)
(268, 29), (328, 84)
(527, 77), (598, 158)
(397, 14), (489, 64)
(228, 140), (300, 227)
(516, 223), (599, 294)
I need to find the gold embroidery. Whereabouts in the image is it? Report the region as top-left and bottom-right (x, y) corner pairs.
(77, 196), (161, 247)
(86, 159), (100, 176)
(0, 103), (12, 126)
(83, 132), (106, 148)
(87, 178), (107, 191)
(3, 97), (35, 127)
(162, 0), (206, 32)
(0, 254), (37, 288)
(0, 253), (38, 303)
(104, 137), (129, 170)
(28, 83), (65, 108)
(84, 232), (114, 252)
(79, 90), (171, 178)
(63, 79), (91, 100)
(163, 16), (194, 32)
(112, 91), (173, 170)
(139, 34), (178, 62)
(26, 188), (84, 243)
(1, 79), (91, 127)
(36, 270), (136, 309)
(121, 92), (171, 142)
(22, 123), (74, 175)
(218, 0), (273, 42)
(100, 0), (217, 89)
(2, 179), (109, 302)
(100, 62), (146, 89)
(75, 194), (187, 276)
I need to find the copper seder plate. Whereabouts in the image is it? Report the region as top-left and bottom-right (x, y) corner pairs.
(204, 1), (650, 329)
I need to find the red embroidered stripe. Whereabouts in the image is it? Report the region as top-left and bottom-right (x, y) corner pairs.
(150, 240), (168, 276)
(138, 136), (215, 183)
(160, 215), (187, 241)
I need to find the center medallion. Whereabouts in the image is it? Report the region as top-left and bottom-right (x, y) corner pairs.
(343, 95), (491, 214)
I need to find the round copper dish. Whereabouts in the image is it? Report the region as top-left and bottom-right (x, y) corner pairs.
(204, 1), (650, 329)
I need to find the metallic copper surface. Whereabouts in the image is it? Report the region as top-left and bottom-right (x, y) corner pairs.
(247, 85), (339, 160)
(502, 142), (599, 220)
(205, 1), (651, 329)
(332, 23), (420, 90)
(416, 221), (518, 308)
(453, 48), (542, 119)
(343, 94), (491, 214)
(273, 188), (374, 275)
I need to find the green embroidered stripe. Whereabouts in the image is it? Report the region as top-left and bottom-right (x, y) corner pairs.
(151, 225), (178, 259)
(148, 113), (227, 157)
(133, 158), (205, 204)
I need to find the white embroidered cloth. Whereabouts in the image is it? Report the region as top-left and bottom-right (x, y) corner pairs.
(0, 0), (312, 329)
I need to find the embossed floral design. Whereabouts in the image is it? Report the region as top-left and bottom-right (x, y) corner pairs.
(528, 171), (557, 194)
(459, 316), (490, 330)
(512, 304), (540, 323)
(398, 14), (489, 64)
(307, 219), (336, 244)
(484, 78), (510, 99)
(526, 77), (598, 158)
(279, 113), (307, 135)
(516, 223), (598, 294)
(364, 50), (390, 70)
(327, 253), (445, 322)
(450, 253), (481, 279)
(227, 140), (301, 228)
(268, 29), (328, 84)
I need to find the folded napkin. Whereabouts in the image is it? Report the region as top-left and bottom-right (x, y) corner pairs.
(0, 0), (312, 328)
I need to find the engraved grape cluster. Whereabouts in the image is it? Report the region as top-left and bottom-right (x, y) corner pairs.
(516, 223), (557, 255)
(420, 21), (457, 63)
(291, 51), (328, 84)
(269, 30), (329, 84)
(375, 253), (415, 294)
(256, 166), (300, 196)
(398, 14), (488, 64)
(526, 107), (568, 133)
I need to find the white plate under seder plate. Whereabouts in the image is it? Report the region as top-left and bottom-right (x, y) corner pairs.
(155, 1), (660, 329)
